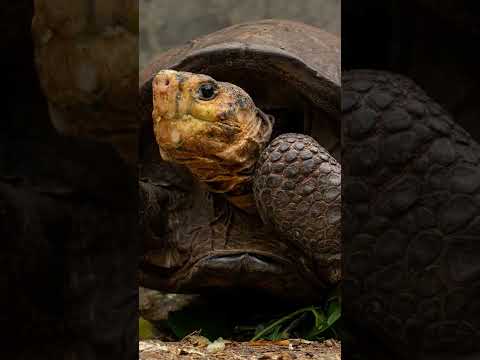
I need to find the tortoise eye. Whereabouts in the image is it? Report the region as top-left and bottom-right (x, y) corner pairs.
(197, 83), (218, 100)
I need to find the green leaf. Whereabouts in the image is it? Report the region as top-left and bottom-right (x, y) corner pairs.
(327, 301), (341, 326)
(311, 307), (327, 329)
(269, 325), (282, 340)
(251, 306), (315, 341)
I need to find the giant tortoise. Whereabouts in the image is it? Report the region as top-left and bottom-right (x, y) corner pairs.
(138, 19), (341, 302)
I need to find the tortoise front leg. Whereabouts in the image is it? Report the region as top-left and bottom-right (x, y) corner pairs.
(253, 133), (341, 287)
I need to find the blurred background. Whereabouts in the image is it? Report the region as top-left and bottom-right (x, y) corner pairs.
(140, 0), (340, 68)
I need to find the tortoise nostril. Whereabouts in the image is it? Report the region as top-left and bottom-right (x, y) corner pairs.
(154, 75), (172, 93)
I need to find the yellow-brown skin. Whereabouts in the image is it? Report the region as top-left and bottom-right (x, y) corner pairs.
(152, 70), (273, 209)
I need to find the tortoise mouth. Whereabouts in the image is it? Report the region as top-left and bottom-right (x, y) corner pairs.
(192, 251), (288, 278)
(172, 250), (320, 299)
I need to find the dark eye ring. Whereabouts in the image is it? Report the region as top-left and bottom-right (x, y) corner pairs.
(197, 83), (218, 100)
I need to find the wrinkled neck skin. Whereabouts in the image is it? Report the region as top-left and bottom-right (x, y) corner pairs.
(139, 161), (324, 302)
(222, 109), (274, 211)
(156, 109), (272, 210)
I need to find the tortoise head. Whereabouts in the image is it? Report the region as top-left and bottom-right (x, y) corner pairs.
(152, 70), (273, 194)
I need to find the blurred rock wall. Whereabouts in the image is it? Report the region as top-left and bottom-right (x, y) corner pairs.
(140, 0), (340, 68)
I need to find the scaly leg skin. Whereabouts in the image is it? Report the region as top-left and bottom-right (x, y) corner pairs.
(343, 70), (480, 359)
(253, 133), (342, 287)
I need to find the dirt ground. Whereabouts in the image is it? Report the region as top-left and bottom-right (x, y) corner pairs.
(140, 338), (341, 360)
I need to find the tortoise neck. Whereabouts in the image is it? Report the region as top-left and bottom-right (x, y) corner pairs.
(224, 179), (257, 214)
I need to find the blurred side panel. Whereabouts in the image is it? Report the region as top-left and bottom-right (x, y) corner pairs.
(0, 1), (139, 359)
(342, 1), (480, 359)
